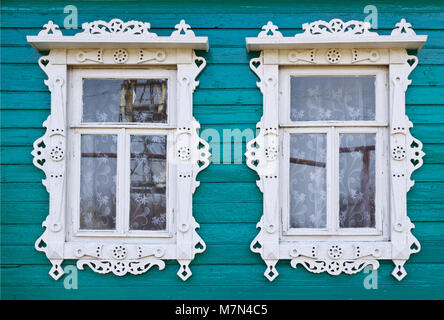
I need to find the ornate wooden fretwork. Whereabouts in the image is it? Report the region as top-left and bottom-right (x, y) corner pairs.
(246, 19), (427, 281)
(28, 19), (210, 281)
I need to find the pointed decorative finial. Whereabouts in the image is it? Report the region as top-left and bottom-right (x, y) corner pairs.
(391, 19), (416, 35)
(258, 21), (283, 38)
(38, 20), (63, 37)
(171, 19), (195, 37)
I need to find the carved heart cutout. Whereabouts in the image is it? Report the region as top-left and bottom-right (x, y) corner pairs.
(36, 238), (47, 249)
(407, 57), (417, 67)
(37, 159), (46, 166)
(197, 159), (206, 168)
(40, 58), (49, 67)
(194, 242), (204, 250)
(410, 140), (419, 148)
(194, 58), (203, 68)
(411, 158), (419, 166)
(252, 241), (262, 249)
(252, 60), (261, 69)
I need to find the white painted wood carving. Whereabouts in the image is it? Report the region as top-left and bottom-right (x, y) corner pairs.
(28, 19), (210, 281)
(246, 19), (427, 281)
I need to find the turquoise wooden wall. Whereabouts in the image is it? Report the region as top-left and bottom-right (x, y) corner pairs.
(1, 0), (444, 299)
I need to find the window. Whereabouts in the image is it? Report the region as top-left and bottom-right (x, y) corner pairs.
(28, 19), (210, 280)
(246, 19), (427, 281)
(279, 67), (388, 238)
(68, 69), (176, 238)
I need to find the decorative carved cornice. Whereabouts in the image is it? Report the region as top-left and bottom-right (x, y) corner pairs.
(28, 19), (209, 51)
(246, 19), (427, 52)
(299, 19), (376, 36)
(77, 19), (156, 37)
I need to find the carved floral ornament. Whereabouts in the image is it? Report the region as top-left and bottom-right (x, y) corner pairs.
(28, 19), (210, 280)
(246, 19), (427, 281)
(255, 18), (416, 39)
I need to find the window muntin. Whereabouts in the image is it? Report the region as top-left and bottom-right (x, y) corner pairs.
(280, 67), (388, 238)
(68, 68), (176, 239)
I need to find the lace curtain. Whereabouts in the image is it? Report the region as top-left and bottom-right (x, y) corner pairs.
(290, 76), (375, 121)
(339, 134), (375, 228)
(290, 134), (327, 228)
(289, 76), (376, 229)
(129, 135), (167, 231)
(80, 134), (117, 230)
(79, 78), (168, 231)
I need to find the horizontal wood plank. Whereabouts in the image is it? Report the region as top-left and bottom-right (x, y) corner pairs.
(1, 221), (442, 247)
(1, 263), (444, 293)
(2, 240), (443, 265)
(2, 64), (444, 91)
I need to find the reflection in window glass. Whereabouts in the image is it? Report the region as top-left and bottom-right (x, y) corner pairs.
(339, 133), (376, 228)
(289, 134), (327, 228)
(290, 76), (375, 121)
(82, 79), (168, 123)
(129, 135), (167, 231)
(80, 134), (117, 230)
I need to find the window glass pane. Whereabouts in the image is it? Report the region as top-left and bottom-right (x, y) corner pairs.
(80, 134), (117, 230)
(82, 79), (168, 123)
(129, 135), (167, 231)
(290, 76), (375, 121)
(339, 133), (376, 228)
(289, 134), (327, 228)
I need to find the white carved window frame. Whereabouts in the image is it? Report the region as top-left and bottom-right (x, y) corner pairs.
(27, 19), (211, 281)
(245, 19), (427, 281)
